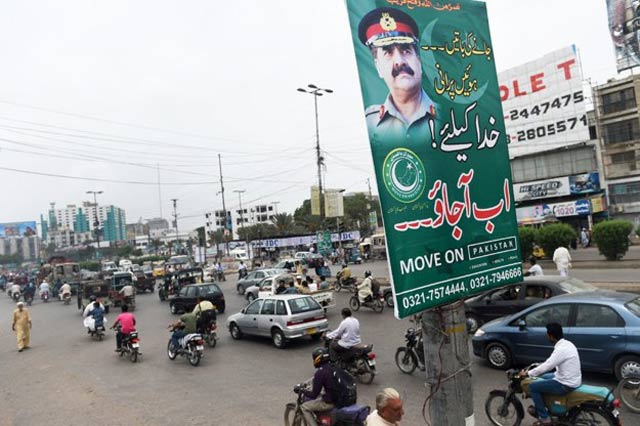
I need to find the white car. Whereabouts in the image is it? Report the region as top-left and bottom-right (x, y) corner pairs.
(227, 294), (329, 348)
(294, 251), (312, 260)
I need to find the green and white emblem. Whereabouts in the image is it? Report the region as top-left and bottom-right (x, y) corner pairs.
(382, 148), (426, 203)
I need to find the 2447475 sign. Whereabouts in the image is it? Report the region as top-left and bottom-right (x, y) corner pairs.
(346, 0), (522, 318)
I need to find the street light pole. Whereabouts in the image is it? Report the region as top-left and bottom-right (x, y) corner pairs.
(171, 198), (179, 255)
(86, 190), (103, 258)
(297, 84), (333, 220)
(234, 189), (247, 255)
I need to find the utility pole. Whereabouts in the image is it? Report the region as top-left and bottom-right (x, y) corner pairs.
(218, 154), (229, 255)
(297, 84), (333, 220)
(157, 163), (163, 219)
(171, 198), (179, 255)
(422, 302), (474, 426)
(86, 190), (103, 258)
(233, 189), (246, 241)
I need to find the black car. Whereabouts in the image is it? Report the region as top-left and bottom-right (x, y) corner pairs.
(169, 282), (225, 315)
(464, 276), (597, 333)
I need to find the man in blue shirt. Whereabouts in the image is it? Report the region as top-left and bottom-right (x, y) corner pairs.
(300, 347), (335, 426)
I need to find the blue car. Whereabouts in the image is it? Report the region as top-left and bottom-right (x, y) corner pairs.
(472, 290), (640, 379)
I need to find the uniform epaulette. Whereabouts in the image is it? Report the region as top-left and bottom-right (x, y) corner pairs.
(365, 105), (382, 116)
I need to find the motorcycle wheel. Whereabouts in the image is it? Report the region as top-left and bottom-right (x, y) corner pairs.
(97, 333), (103, 341)
(373, 300), (384, 313)
(395, 347), (417, 374)
(130, 349), (138, 363)
(349, 297), (360, 311)
(569, 406), (617, 426)
(484, 390), (523, 426)
(617, 375), (640, 413)
(284, 405), (305, 426)
(188, 350), (201, 367)
(167, 340), (177, 360)
(335, 281), (342, 292)
(206, 333), (217, 348)
(354, 358), (375, 385)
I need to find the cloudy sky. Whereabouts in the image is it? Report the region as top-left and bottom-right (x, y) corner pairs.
(0, 0), (618, 232)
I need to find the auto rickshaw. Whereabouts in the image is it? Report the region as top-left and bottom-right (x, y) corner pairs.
(159, 267), (204, 302)
(77, 280), (111, 313)
(109, 271), (136, 309)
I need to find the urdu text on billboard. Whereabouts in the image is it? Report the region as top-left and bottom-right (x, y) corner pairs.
(607, 0), (640, 72)
(346, 0), (521, 318)
(498, 46), (589, 158)
(0, 221), (37, 238)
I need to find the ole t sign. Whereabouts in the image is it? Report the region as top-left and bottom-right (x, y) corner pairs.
(346, 0), (522, 318)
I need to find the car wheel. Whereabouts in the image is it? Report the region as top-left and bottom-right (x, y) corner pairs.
(615, 355), (640, 380)
(272, 329), (286, 349)
(246, 292), (256, 302)
(237, 284), (245, 295)
(229, 323), (242, 340)
(466, 314), (481, 334)
(485, 342), (512, 369)
(170, 303), (178, 315)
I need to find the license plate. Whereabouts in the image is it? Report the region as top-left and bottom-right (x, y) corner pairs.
(132, 343), (139, 348)
(196, 345), (204, 350)
(368, 359), (376, 367)
(306, 328), (317, 335)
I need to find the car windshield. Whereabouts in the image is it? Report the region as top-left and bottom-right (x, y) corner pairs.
(288, 297), (321, 314)
(557, 277), (597, 293)
(626, 297), (640, 318)
(265, 270), (280, 276)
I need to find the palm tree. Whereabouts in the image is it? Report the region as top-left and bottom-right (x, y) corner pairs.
(271, 213), (295, 235)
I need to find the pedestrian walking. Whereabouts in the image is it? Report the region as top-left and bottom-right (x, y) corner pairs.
(580, 228), (590, 248)
(552, 246), (572, 277)
(12, 301), (32, 352)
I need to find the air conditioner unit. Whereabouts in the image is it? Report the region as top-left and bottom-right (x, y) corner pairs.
(613, 205), (625, 213)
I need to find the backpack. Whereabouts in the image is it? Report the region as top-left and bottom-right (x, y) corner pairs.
(331, 366), (357, 408)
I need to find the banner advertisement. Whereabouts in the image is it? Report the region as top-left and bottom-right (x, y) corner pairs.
(514, 172), (600, 202)
(591, 195), (607, 213)
(324, 188), (345, 218)
(310, 186), (321, 216)
(498, 46), (589, 158)
(346, 0), (522, 318)
(0, 221), (37, 238)
(516, 199), (592, 224)
(607, 0), (640, 72)
(252, 231), (361, 248)
(316, 231), (333, 255)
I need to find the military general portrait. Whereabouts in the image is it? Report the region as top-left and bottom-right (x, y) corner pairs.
(358, 7), (438, 147)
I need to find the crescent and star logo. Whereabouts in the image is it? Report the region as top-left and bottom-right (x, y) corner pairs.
(382, 148), (426, 203)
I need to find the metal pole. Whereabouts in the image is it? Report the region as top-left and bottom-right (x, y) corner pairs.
(314, 94), (324, 220)
(422, 302), (474, 426)
(218, 154), (229, 255)
(171, 198), (179, 254)
(157, 162), (163, 218)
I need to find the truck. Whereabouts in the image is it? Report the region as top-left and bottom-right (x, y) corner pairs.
(39, 257), (81, 295)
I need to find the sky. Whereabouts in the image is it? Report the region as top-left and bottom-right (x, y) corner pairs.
(0, 0), (619, 233)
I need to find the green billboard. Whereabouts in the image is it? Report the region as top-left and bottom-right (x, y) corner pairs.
(346, 0), (522, 318)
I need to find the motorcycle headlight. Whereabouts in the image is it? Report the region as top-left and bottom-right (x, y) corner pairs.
(474, 329), (485, 337)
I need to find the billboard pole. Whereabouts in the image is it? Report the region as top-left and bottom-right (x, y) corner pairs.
(422, 302), (473, 425)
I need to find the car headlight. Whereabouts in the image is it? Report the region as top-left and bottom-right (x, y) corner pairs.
(474, 329), (485, 337)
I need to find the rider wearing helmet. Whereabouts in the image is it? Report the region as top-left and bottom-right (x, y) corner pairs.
(357, 270), (373, 303)
(299, 347), (336, 426)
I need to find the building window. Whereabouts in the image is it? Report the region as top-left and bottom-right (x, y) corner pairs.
(604, 118), (640, 144)
(611, 151), (636, 165)
(602, 87), (636, 114)
(609, 181), (640, 204)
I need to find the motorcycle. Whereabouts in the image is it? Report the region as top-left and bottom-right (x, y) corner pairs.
(395, 327), (425, 374)
(167, 331), (205, 367)
(216, 270), (226, 282)
(198, 320), (218, 348)
(115, 328), (141, 363)
(334, 272), (355, 293)
(61, 292), (71, 305)
(238, 268), (248, 280)
(88, 324), (106, 341)
(41, 291), (49, 303)
(24, 293), (34, 306)
(348, 292), (384, 314)
(324, 337), (376, 385)
(12, 291), (21, 303)
(486, 363), (621, 426)
(284, 382), (370, 426)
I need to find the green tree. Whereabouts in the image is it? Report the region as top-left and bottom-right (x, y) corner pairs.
(536, 223), (577, 258)
(518, 227), (537, 261)
(271, 213), (295, 235)
(592, 220), (634, 261)
(237, 223), (278, 242)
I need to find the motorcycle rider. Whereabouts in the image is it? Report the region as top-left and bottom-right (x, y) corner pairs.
(337, 263), (352, 286)
(23, 280), (36, 302)
(111, 304), (136, 352)
(299, 347), (336, 426)
(357, 271), (373, 303)
(9, 281), (22, 300)
(193, 297), (217, 333)
(238, 261), (247, 279)
(83, 296), (106, 333)
(39, 280), (50, 299)
(168, 312), (197, 350)
(325, 308), (361, 362)
(519, 322), (581, 425)
(59, 281), (72, 301)
(119, 282), (135, 306)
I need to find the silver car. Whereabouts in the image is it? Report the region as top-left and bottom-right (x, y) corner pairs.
(227, 294), (329, 348)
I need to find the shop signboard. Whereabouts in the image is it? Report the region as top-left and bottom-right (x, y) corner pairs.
(346, 0), (521, 318)
(325, 189), (345, 218)
(498, 46), (589, 158)
(514, 172), (600, 202)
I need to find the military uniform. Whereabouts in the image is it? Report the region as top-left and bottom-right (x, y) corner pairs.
(366, 88), (436, 151)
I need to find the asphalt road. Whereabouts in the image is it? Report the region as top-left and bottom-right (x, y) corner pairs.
(0, 273), (637, 426)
